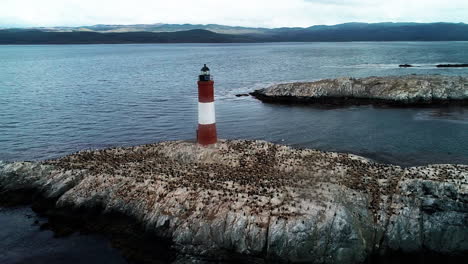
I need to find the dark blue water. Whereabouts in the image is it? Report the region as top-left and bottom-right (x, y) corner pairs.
(1, 42), (467, 166)
(0, 207), (127, 264)
(1, 42), (468, 263)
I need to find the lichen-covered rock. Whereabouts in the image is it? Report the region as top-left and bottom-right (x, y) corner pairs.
(0, 140), (467, 263)
(251, 75), (468, 105)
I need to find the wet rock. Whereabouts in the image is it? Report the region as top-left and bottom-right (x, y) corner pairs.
(399, 64), (414, 68)
(235, 94), (250, 97)
(40, 222), (50, 230)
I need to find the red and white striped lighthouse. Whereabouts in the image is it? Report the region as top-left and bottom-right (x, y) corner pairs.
(197, 64), (217, 145)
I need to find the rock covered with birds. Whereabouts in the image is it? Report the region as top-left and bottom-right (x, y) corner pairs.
(0, 140), (467, 263)
(251, 75), (468, 105)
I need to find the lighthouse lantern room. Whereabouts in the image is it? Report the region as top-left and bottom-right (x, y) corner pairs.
(199, 64), (211, 81)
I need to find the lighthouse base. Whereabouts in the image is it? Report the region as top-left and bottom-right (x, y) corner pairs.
(197, 124), (217, 145)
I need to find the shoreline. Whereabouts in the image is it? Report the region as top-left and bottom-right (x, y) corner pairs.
(2, 197), (467, 264)
(1, 140), (467, 263)
(3, 40), (468, 46)
(250, 91), (468, 107)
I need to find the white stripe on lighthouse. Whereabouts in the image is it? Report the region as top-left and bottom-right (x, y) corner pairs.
(198, 102), (216, 125)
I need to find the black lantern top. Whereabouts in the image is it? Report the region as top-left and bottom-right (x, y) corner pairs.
(199, 64), (211, 81)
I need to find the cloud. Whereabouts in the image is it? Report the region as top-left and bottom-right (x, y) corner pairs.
(0, 0), (467, 28)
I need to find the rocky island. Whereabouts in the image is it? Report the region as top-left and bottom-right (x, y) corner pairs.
(251, 75), (468, 106)
(1, 140), (467, 263)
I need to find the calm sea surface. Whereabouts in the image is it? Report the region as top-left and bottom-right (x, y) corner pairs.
(0, 207), (127, 264)
(1, 42), (468, 166)
(1, 42), (468, 263)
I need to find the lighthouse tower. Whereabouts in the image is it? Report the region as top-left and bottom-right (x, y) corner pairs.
(197, 64), (217, 145)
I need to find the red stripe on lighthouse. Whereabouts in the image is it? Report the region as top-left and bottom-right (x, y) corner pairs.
(198, 81), (215, 103)
(197, 123), (217, 145)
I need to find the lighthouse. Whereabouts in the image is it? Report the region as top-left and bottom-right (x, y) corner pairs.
(197, 64), (217, 145)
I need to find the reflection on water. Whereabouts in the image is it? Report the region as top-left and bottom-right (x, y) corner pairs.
(414, 107), (468, 124)
(0, 207), (127, 264)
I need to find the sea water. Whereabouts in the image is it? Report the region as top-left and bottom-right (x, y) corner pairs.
(1, 42), (467, 263)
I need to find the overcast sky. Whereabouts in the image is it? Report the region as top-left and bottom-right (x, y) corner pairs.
(1, 0), (467, 28)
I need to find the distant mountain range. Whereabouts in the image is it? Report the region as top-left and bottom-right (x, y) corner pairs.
(1, 22), (468, 44)
(8, 23), (271, 35)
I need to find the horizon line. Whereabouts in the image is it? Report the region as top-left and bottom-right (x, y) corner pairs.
(1, 21), (467, 30)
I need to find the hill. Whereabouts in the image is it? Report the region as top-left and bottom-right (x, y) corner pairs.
(268, 22), (468, 41)
(0, 29), (256, 44)
(26, 23), (270, 34)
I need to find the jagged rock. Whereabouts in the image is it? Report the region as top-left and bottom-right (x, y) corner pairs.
(0, 140), (467, 263)
(251, 75), (468, 106)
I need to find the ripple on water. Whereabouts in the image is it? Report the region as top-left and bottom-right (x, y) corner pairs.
(414, 108), (468, 124)
(0, 43), (468, 165)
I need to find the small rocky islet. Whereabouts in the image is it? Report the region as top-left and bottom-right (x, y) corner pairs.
(399, 64), (468, 68)
(0, 140), (467, 263)
(250, 75), (468, 106)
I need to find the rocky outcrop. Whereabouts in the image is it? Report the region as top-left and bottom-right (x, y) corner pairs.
(437, 64), (468, 68)
(251, 75), (468, 106)
(1, 140), (467, 263)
